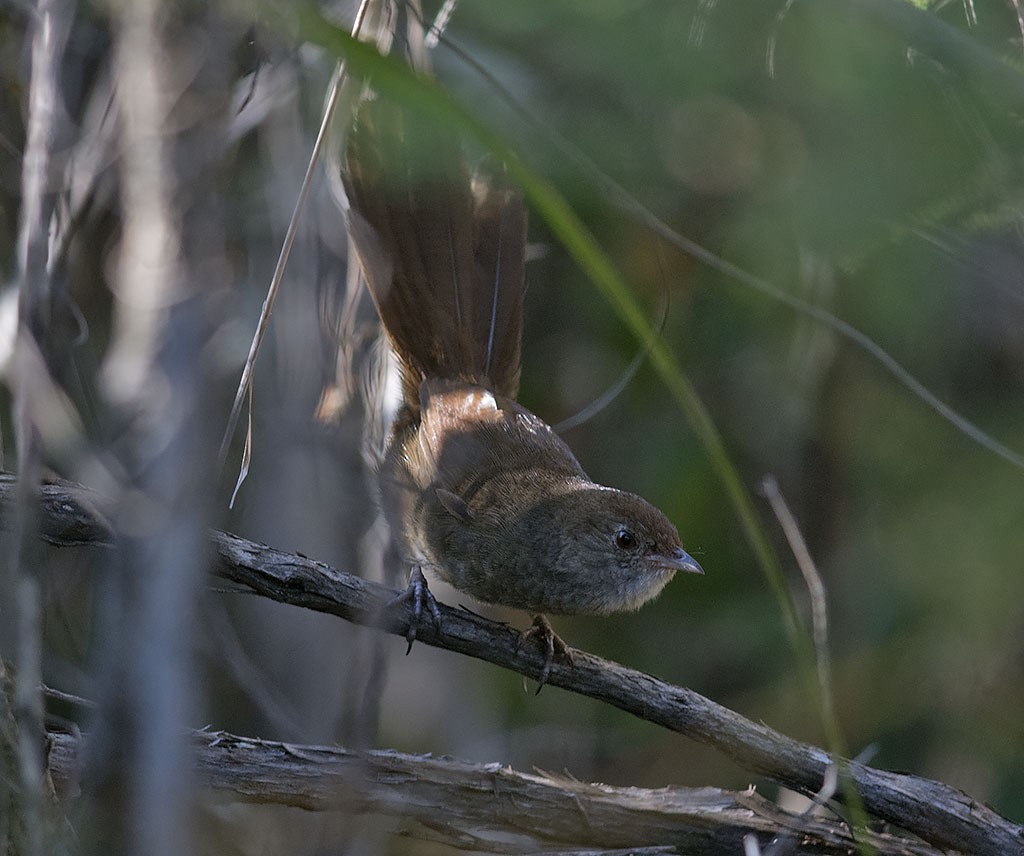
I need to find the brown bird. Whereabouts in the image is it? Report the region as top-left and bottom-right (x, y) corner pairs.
(342, 99), (702, 687)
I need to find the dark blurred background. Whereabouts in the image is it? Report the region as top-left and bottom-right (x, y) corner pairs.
(2, 0), (1022, 852)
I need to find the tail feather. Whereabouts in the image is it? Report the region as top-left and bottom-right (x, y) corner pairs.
(473, 171), (525, 397)
(342, 99), (526, 411)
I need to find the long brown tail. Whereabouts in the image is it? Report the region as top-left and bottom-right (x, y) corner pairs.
(342, 100), (527, 412)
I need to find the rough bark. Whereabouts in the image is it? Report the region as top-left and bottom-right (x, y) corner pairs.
(5, 474), (1023, 855)
(45, 728), (943, 855)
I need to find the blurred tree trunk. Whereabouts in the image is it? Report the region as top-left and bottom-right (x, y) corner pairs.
(77, 1), (234, 853)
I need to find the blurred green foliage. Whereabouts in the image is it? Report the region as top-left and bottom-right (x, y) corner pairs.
(413, 0), (1024, 821)
(3, 0), (1023, 846)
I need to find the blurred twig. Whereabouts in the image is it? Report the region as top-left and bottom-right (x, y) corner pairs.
(8, 472), (1023, 856)
(219, 0), (374, 497)
(760, 477), (838, 749)
(6, 0), (75, 852)
(43, 728), (942, 856)
(760, 475), (871, 856)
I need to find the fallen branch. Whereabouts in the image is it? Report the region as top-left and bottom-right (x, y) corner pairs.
(6, 473), (1023, 855)
(44, 728), (941, 855)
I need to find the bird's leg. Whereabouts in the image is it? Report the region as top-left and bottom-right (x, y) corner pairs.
(517, 614), (574, 693)
(389, 566), (442, 654)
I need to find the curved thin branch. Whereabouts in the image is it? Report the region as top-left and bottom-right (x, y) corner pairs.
(4, 473), (1022, 856)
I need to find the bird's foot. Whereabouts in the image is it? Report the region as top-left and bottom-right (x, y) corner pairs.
(389, 566), (442, 654)
(517, 614), (574, 693)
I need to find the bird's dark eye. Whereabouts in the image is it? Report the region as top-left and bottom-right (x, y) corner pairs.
(614, 528), (637, 550)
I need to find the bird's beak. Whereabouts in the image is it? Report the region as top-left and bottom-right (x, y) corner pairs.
(651, 547), (704, 575)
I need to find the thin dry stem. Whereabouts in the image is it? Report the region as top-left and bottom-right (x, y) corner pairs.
(8, 0), (75, 852)
(220, 0), (375, 489)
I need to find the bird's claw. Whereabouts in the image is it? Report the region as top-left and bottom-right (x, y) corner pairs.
(389, 566), (442, 653)
(516, 614), (574, 693)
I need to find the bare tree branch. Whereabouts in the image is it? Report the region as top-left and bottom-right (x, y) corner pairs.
(5, 474), (1023, 856)
(43, 727), (944, 856)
